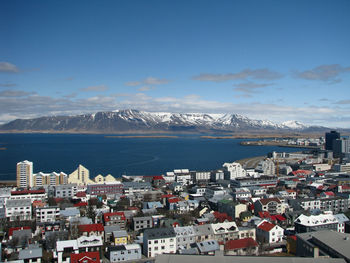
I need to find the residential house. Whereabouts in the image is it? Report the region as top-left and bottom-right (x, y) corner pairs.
(18, 246), (42, 263)
(103, 212), (126, 229)
(143, 227), (176, 258)
(113, 230), (129, 245)
(254, 198), (283, 215)
(224, 238), (259, 256)
(173, 226), (196, 250)
(256, 220), (284, 244)
(5, 199), (32, 221)
(195, 240), (219, 255)
(218, 200), (247, 219)
(78, 224), (104, 238)
(70, 251), (100, 263)
(35, 206), (60, 223)
(108, 244), (141, 262)
(133, 216), (153, 231)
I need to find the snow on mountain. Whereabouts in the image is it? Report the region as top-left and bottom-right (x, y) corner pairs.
(281, 120), (308, 130)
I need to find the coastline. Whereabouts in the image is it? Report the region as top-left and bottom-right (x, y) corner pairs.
(105, 135), (178, 139)
(239, 141), (319, 149)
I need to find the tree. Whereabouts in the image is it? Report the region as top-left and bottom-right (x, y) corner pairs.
(87, 201), (97, 223)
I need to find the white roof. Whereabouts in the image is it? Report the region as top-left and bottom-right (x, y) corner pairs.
(295, 213), (349, 227)
(210, 222), (238, 234)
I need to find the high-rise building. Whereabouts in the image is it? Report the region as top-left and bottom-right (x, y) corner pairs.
(325, 131), (340, 150)
(333, 138), (350, 158)
(16, 160), (33, 188)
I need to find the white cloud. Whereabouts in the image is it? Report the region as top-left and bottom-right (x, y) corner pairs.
(0, 62), (19, 73)
(80, 85), (108, 92)
(125, 77), (170, 87)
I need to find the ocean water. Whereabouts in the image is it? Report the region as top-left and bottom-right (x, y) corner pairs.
(0, 133), (305, 180)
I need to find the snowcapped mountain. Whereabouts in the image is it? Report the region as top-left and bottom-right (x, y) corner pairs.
(281, 120), (309, 130)
(0, 109), (325, 133)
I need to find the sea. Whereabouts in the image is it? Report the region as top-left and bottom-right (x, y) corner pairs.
(0, 133), (306, 181)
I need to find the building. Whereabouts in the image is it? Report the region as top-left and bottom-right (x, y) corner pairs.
(10, 189), (47, 202)
(19, 246), (43, 263)
(35, 206), (60, 223)
(93, 174), (117, 184)
(333, 138), (350, 158)
(103, 212), (126, 229)
(296, 230), (350, 261)
(87, 182), (123, 196)
(16, 160), (33, 188)
(33, 172), (68, 186)
(290, 197), (349, 214)
(254, 198), (283, 215)
(174, 226), (196, 250)
(68, 165), (94, 186)
(54, 184), (78, 198)
(123, 182), (152, 195)
(143, 227), (176, 258)
(255, 158), (275, 175)
(218, 200), (247, 219)
(334, 163), (350, 173)
(230, 176), (278, 188)
(191, 171), (211, 182)
(256, 220), (284, 244)
(224, 238), (259, 256)
(133, 216), (153, 231)
(70, 251), (100, 263)
(223, 162), (247, 180)
(113, 230), (129, 245)
(108, 244), (141, 262)
(294, 214), (349, 233)
(325, 131), (340, 151)
(78, 224), (105, 238)
(5, 199), (32, 221)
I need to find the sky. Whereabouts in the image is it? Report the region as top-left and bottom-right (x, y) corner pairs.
(1, 0), (350, 127)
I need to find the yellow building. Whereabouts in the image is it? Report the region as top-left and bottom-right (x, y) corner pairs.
(113, 230), (129, 245)
(93, 174), (117, 184)
(68, 164), (94, 185)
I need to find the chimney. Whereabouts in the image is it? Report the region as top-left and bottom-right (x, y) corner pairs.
(313, 247), (319, 258)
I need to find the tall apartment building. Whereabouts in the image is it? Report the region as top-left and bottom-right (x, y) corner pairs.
(68, 164), (94, 185)
(33, 172), (68, 186)
(222, 162), (247, 180)
(325, 130), (340, 151)
(16, 160), (33, 188)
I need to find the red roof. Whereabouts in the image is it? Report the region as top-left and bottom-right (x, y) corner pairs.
(161, 194), (175, 199)
(213, 211), (233, 222)
(11, 189), (45, 195)
(258, 221), (276, 232)
(9, 226), (31, 237)
(78, 223), (104, 233)
(258, 211), (271, 219)
(76, 192), (86, 197)
(292, 170), (312, 176)
(323, 191), (335, 196)
(258, 198), (281, 205)
(168, 197), (180, 203)
(71, 252), (100, 263)
(153, 175), (164, 180)
(103, 212), (126, 222)
(225, 238), (258, 250)
(289, 235), (297, 241)
(275, 214), (286, 221)
(74, 202), (88, 207)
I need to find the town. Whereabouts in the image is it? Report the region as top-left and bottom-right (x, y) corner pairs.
(1, 131), (350, 263)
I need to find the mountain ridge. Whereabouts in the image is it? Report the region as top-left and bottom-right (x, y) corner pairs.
(0, 109), (332, 134)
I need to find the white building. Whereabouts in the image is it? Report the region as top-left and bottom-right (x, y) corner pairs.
(294, 213), (349, 233)
(256, 220), (284, 244)
(223, 162), (247, 180)
(36, 206), (60, 223)
(5, 199), (32, 221)
(143, 227), (176, 258)
(17, 160), (33, 188)
(191, 171), (211, 182)
(55, 235), (103, 263)
(255, 158), (275, 175)
(33, 172), (68, 186)
(173, 226), (196, 250)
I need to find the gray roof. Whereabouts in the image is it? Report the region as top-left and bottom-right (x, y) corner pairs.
(193, 224), (214, 237)
(104, 225), (121, 234)
(19, 248), (42, 259)
(297, 230), (350, 260)
(155, 254), (346, 263)
(123, 182), (151, 188)
(144, 227), (176, 239)
(196, 240), (219, 253)
(60, 207), (80, 217)
(113, 230), (128, 238)
(6, 199), (31, 207)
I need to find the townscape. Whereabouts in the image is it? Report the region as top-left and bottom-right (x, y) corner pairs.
(1, 130), (350, 263)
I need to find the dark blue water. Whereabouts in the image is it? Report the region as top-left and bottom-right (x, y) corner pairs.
(0, 133), (305, 180)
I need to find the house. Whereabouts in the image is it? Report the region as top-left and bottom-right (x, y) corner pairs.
(35, 206), (60, 223)
(104, 225), (121, 244)
(232, 188), (252, 200)
(55, 235), (103, 263)
(133, 216), (153, 231)
(193, 224), (215, 242)
(169, 182), (183, 192)
(70, 251), (100, 263)
(224, 238), (259, 256)
(103, 212), (126, 229)
(152, 176), (166, 187)
(143, 227), (176, 258)
(123, 182), (152, 195)
(108, 244), (141, 262)
(256, 220), (284, 244)
(78, 224), (104, 238)
(173, 226), (196, 250)
(218, 199), (247, 219)
(5, 199), (32, 221)
(175, 200), (199, 214)
(254, 198), (283, 215)
(294, 213), (349, 233)
(113, 230), (129, 245)
(18, 246), (43, 263)
(210, 222), (239, 242)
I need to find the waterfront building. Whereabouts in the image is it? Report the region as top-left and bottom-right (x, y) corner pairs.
(93, 174), (117, 184)
(68, 164), (94, 186)
(16, 160), (33, 188)
(223, 162), (247, 180)
(255, 158), (275, 175)
(33, 171), (68, 186)
(230, 176), (278, 188)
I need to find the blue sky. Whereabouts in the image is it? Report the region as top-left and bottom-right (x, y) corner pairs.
(1, 0), (350, 127)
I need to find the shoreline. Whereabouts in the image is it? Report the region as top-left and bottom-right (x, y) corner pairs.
(239, 141), (319, 149)
(105, 135), (178, 139)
